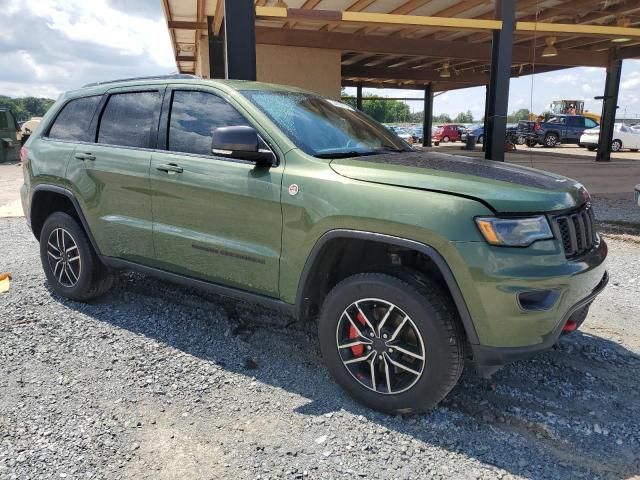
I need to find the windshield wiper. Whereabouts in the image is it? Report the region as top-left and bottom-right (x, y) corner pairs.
(315, 151), (380, 159)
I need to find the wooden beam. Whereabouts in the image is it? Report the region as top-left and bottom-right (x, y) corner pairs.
(213, 0), (225, 35)
(168, 20), (208, 30)
(516, 21), (640, 39)
(176, 55), (196, 61)
(255, 7), (503, 31)
(287, 0), (322, 29)
(342, 65), (488, 83)
(359, 0), (432, 35)
(342, 64), (569, 91)
(392, 0), (490, 38)
(327, 0), (376, 32)
(617, 44), (640, 59)
(255, 27), (609, 67)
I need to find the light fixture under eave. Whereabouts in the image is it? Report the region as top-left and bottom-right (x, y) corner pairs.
(440, 62), (451, 78)
(542, 37), (558, 57)
(612, 16), (632, 43)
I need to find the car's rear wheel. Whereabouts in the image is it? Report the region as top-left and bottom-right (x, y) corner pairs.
(40, 212), (113, 301)
(544, 133), (559, 147)
(587, 145), (597, 151)
(611, 139), (623, 152)
(318, 272), (464, 414)
(477, 135), (484, 144)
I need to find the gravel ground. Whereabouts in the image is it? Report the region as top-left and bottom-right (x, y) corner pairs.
(1, 217), (639, 480)
(593, 195), (640, 225)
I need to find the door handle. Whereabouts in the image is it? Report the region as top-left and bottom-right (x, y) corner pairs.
(74, 152), (96, 161)
(156, 163), (183, 174)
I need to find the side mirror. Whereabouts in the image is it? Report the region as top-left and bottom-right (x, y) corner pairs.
(211, 126), (275, 165)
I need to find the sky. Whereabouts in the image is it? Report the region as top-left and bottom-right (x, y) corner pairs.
(1, 0), (639, 121)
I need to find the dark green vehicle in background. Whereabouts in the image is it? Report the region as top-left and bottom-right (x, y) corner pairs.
(0, 107), (20, 163)
(21, 75), (608, 414)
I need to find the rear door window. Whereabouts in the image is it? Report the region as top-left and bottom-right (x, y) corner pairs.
(167, 90), (249, 156)
(48, 96), (101, 142)
(98, 91), (161, 148)
(585, 118), (598, 129)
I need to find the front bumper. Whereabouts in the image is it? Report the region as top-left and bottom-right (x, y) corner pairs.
(450, 235), (608, 365)
(471, 270), (608, 367)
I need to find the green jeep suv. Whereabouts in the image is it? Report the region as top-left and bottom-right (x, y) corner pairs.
(21, 75), (608, 413)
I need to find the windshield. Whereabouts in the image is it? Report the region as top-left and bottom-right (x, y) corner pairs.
(241, 90), (410, 158)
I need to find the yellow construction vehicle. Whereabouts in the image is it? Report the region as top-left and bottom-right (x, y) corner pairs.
(529, 100), (601, 123)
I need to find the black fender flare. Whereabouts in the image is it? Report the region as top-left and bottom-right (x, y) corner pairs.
(294, 229), (479, 345)
(30, 184), (102, 256)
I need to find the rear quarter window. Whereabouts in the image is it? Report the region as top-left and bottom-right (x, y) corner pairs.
(48, 96), (101, 142)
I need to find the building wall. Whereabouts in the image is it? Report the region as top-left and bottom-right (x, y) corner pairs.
(255, 44), (341, 99)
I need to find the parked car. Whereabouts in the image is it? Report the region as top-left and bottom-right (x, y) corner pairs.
(411, 126), (423, 144)
(579, 123), (640, 152)
(432, 124), (463, 143)
(533, 115), (599, 147)
(461, 124), (484, 144)
(22, 75), (608, 414)
(384, 125), (414, 145)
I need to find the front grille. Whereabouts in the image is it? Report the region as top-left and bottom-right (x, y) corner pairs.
(551, 203), (597, 258)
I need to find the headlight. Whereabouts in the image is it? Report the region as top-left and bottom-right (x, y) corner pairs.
(475, 216), (553, 247)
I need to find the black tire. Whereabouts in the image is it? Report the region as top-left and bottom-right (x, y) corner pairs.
(516, 135), (526, 145)
(543, 133), (558, 148)
(318, 272), (464, 414)
(39, 212), (113, 301)
(526, 138), (537, 148)
(587, 145), (597, 151)
(611, 139), (622, 152)
(631, 149), (638, 152)
(442, 136), (450, 143)
(477, 135), (484, 144)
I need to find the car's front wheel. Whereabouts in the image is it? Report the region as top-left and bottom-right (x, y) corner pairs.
(318, 272), (464, 414)
(40, 212), (113, 301)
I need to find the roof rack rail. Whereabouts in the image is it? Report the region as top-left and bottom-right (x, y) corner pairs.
(82, 74), (199, 88)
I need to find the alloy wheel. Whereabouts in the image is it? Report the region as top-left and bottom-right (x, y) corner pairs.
(335, 298), (426, 395)
(545, 135), (557, 147)
(612, 140), (622, 152)
(46, 227), (81, 288)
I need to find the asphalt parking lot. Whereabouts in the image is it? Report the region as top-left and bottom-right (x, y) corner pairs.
(1, 221), (640, 479)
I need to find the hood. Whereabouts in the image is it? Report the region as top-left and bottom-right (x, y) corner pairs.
(329, 151), (587, 213)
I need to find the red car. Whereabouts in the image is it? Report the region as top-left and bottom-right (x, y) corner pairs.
(432, 124), (464, 143)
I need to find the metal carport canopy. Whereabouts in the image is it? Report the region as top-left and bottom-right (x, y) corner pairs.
(162, 0), (640, 161)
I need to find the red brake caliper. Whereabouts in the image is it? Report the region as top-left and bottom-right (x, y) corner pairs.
(349, 312), (367, 356)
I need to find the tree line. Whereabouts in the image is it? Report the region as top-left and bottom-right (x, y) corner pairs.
(342, 92), (532, 125)
(0, 96), (55, 122)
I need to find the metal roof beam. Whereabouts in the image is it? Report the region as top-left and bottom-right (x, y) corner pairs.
(255, 27), (609, 67)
